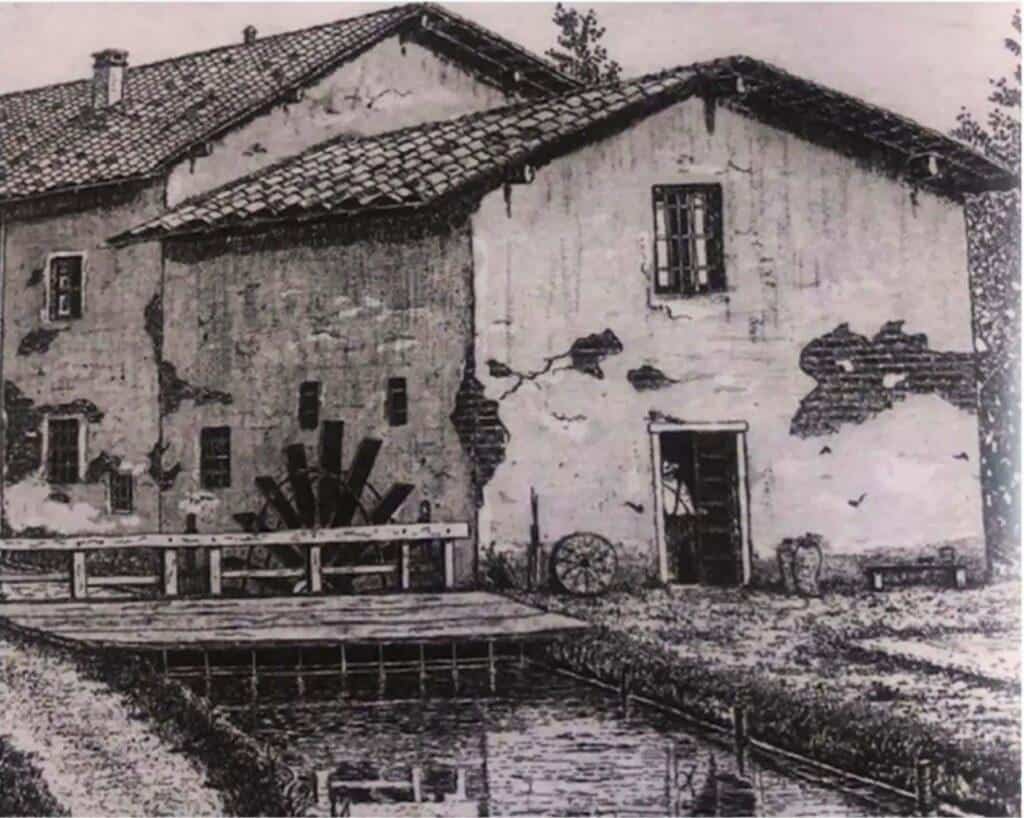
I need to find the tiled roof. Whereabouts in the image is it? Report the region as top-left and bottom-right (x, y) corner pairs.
(113, 66), (701, 242)
(0, 4), (578, 201)
(113, 56), (1018, 244)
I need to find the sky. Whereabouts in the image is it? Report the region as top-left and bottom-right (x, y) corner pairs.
(0, 2), (1016, 134)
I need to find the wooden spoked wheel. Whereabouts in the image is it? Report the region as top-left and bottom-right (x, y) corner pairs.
(549, 532), (618, 596)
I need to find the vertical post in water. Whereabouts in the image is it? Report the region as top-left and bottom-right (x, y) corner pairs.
(184, 513), (197, 594)
(203, 649), (212, 699)
(915, 758), (934, 816)
(418, 643), (427, 695)
(377, 643), (386, 695)
(732, 703), (749, 778)
(313, 770), (331, 809)
(296, 647), (305, 698)
(250, 649), (258, 703)
(411, 767), (423, 803)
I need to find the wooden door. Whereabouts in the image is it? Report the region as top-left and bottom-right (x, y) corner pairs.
(660, 430), (743, 586)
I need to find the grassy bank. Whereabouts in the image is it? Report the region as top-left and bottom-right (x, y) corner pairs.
(0, 739), (68, 817)
(0, 626), (301, 817)
(517, 581), (1020, 817)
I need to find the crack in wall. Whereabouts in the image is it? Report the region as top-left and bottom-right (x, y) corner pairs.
(791, 321), (977, 437)
(487, 329), (624, 399)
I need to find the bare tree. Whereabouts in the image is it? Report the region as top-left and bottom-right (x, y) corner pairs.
(546, 3), (621, 85)
(952, 10), (1021, 579)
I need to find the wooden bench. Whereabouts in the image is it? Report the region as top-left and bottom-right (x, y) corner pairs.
(866, 561), (967, 591)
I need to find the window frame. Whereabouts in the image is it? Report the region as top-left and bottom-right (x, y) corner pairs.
(108, 470), (134, 514)
(199, 426), (232, 489)
(651, 184), (726, 298)
(386, 377), (408, 427)
(44, 416), (85, 485)
(298, 380), (321, 430)
(44, 252), (87, 323)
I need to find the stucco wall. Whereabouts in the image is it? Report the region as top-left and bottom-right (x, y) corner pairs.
(161, 216), (477, 582)
(471, 98), (982, 577)
(2, 183), (165, 534)
(166, 36), (509, 207)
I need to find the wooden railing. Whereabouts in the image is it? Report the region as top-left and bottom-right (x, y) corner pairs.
(0, 523), (469, 600)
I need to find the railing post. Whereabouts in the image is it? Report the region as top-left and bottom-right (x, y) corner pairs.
(443, 540), (455, 589)
(307, 544), (322, 593)
(208, 547), (222, 595)
(71, 551), (87, 599)
(162, 548), (178, 596)
(400, 543), (411, 590)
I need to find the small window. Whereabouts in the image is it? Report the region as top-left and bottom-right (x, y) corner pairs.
(49, 255), (84, 320)
(386, 377), (408, 427)
(200, 426), (231, 489)
(652, 185), (725, 296)
(109, 471), (134, 514)
(298, 381), (320, 430)
(47, 418), (80, 483)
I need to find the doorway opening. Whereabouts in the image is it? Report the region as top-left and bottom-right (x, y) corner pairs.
(650, 421), (750, 586)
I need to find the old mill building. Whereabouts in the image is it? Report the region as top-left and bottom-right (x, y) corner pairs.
(1, 4), (1015, 587)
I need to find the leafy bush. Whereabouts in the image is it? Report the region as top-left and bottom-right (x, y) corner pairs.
(0, 741), (67, 816)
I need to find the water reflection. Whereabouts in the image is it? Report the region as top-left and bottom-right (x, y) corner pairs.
(195, 666), (894, 817)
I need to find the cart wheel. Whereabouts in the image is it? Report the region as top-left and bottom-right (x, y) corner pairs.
(549, 532), (619, 596)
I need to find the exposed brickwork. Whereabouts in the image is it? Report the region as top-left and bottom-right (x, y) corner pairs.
(3, 381), (105, 485)
(450, 363), (510, 507)
(791, 321), (977, 437)
(17, 328), (63, 356)
(84, 451), (124, 484)
(627, 364), (677, 391)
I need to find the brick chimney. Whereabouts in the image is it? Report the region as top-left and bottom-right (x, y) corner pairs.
(243, 25), (258, 46)
(92, 49), (128, 109)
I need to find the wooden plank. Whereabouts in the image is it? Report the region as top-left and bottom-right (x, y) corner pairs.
(87, 575), (160, 587)
(318, 421), (345, 526)
(369, 483), (415, 524)
(255, 475), (302, 529)
(285, 444), (317, 527)
(71, 552), (87, 599)
(222, 568), (305, 580)
(0, 522), (470, 552)
(333, 438), (381, 525)
(0, 572), (70, 583)
(322, 565), (397, 576)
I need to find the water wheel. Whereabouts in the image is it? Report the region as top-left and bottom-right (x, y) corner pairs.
(549, 531), (619, 596)
(232, 420), (414, 593)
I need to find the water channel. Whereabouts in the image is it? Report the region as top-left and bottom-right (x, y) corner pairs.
(186, 659), (905, 817)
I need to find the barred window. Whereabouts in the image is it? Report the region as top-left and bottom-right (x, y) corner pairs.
(386, 377), (408, 427)
(49, 255), (84, 320)
(109, 471), (134, 514)
(200, 426), (231, 489)
(652, 185), (725, 296)
(298, 381), (320, 430)
(47, 418), (80, 483)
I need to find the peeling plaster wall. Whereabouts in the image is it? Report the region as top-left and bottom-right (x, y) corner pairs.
(472, 98), (981, 573)
(1, 183), (164, 534)
(166, 36), (508, 207)
(161, 216), (477, 581)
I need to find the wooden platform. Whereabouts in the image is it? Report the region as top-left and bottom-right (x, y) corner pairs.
(0, 591), (588, 651)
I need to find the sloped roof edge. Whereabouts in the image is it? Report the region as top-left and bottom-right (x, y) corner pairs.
(110, 56), (1019, 245)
